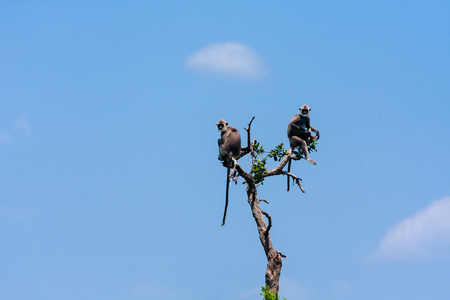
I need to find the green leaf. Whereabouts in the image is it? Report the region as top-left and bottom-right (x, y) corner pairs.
(261, 285), (287, 300)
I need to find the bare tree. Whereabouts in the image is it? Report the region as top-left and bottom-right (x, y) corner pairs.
(222, 117), (317, 294)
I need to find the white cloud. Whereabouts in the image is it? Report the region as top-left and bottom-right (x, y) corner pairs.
(0, 116), (31, 146)
(185, 42), (266, 78)
(375, 196), (450, 260)
(15, 115), (30, 133)
(0, 129), (10, 145)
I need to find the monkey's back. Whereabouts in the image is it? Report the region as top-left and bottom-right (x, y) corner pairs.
(219, 127), (241, 159)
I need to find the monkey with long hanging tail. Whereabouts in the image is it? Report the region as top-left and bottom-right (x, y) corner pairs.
(286, 104), (320, 191)
(217, 119), (241, 226)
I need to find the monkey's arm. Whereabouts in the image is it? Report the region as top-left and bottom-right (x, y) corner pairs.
(291, 123), (301, 130)
(310, 125), (320, 140)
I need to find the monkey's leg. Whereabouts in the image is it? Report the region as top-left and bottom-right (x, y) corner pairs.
(301, 141), (316, 165)
(293, 136), (316, 165)
(222, 154), (232, 226)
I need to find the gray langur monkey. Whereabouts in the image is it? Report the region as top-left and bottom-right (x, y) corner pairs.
(286, 104), (320, 191)
(217, 119), (241, 226)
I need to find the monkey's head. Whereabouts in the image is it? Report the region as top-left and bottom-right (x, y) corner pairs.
(216, 119), (229, 132)
(299, 104), (311, 116)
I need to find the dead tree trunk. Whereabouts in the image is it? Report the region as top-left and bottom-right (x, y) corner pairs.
(234, 162), (285, 292)
(248, 178), (285, 291)
(228, 117), (305, 293)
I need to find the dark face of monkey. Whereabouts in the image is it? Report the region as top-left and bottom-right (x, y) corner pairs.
(300, 104), (311, 116)
(216, 119), (228, 132)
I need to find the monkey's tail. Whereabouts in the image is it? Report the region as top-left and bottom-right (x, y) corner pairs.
(222, 152), (232, 226)
(287, 158), (291, 192)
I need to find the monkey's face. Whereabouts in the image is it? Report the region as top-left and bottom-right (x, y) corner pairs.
(300, 104), (311, 116)
(216, 119), (228, 132)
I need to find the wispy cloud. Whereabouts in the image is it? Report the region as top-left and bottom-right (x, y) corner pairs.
(15, 115), (31, 133)
(185, 42), (266, 78)
(0, 129), (10, 145)
(375, 196), (450, 260)
(0, 115), (30, 146)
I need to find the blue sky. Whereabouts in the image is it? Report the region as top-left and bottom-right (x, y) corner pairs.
(1, 1), (449, 299)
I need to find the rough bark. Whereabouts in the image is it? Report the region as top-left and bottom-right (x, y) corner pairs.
(235, 163), (284, 292)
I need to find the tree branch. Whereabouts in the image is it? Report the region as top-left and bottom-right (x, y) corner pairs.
(239, 116), (255, 158)
(263, 148), (301, 178)
(262, 211), (272, 235)
(285, 172), (306, 193)
(235, 163), (253, 187)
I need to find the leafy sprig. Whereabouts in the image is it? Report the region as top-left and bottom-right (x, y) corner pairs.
(261, 285), (287, 300)
(250, 142), (268, 184)
(250, 139), (319, 185)
(267, 143), (289, 162)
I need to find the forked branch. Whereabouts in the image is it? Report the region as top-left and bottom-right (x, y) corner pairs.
(284, 172), (306, 193)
